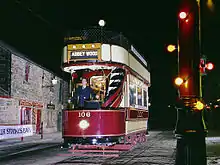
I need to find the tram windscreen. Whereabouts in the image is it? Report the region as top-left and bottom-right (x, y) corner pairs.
(90, 76), (106, 102)
(70, 68), (125, 110)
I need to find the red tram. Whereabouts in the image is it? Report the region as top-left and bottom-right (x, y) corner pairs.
(61, 29), (151, 149)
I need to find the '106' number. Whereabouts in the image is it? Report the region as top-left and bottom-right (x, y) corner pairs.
(78, 112), (91, 118)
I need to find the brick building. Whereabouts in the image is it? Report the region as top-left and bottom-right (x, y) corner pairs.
(0, 41), (68, 134)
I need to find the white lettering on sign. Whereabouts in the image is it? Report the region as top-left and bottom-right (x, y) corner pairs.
(137, 111), (144, 118)
(131, 45), (147, 67)
(0, 125), (33, 140)
(71, 50), (98, 57)
(78, 112), (91, 118)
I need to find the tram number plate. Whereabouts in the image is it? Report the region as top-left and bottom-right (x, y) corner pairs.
(78, 112), (91, 118)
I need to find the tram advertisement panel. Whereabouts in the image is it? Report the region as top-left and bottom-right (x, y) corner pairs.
(67, 43), (101, 61)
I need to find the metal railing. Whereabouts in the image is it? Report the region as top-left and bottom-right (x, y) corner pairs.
(64, 27), (150, 70)
(65, 27), (129, 49)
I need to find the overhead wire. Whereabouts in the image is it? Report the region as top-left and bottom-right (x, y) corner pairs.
(14, 0), (66, 33)
(12, 0), (69, 80)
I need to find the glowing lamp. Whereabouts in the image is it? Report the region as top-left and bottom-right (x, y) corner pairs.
(98, 20), (106, 27)
(52, 78), (58, 85)
(167, 45), (176, 52)
(206, 62), (214, 70)
(207, 0), (214, 11)
(194, 101), (204, 111)
(175, 77), (184, 86)
(179, 12), (187, 19)
(79, 120), (90, 130)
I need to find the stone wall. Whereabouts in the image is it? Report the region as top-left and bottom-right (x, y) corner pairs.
(0, 53), (69, 133)
(0, 97), (19, 124)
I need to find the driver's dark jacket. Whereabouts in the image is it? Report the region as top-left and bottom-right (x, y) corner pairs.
(75, 86), (95, 107)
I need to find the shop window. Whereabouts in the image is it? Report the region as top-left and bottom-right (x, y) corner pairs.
(21, 107), (32, 125)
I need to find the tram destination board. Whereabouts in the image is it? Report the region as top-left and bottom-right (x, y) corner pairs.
(0, 47), (11, 96)
(69, 49), (99, 61)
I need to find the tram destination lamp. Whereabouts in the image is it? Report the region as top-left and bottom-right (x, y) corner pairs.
(98, 20), (106, 27)
(98, 19), (105, 43)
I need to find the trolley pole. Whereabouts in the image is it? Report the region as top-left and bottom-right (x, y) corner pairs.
(174, 0), (207, 164)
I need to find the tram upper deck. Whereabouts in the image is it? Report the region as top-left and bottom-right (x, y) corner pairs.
(62, 28), (150, 84)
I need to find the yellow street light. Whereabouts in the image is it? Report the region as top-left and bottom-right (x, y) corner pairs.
(207, 0), (214, 12)
(167, 45), (176, 52)
(174, 77), (184, 86)
(194, 101), (204, 110)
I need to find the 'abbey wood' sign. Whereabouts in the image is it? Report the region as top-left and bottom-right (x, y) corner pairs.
(70, 50), (98, 60)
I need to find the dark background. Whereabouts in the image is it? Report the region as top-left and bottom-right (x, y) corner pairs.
(0, 0), (219, 129)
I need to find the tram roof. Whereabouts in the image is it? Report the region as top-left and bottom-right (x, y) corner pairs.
(64, 27), (149, 70)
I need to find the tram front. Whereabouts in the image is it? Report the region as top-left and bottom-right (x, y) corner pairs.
(62, 42), (127, 146)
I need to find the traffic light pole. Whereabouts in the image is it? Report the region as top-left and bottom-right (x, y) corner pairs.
(174, 0), (207, 165)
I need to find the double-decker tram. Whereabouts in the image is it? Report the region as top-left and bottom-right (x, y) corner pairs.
(62, 28), (151, 149)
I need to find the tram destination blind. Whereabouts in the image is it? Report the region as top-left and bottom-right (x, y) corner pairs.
(69, 49), (98, 60)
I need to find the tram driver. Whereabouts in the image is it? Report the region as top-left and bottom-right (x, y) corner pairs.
(75, 78), (99, 108)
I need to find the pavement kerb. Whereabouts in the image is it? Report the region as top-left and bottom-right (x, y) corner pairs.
(0, 142), (61, 161)
(0, 138), (63, 148)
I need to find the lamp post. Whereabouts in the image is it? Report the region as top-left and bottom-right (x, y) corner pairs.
(167, 44), (180, 75)
(98, 19), (105, 43)
(174, 0), (214, 164)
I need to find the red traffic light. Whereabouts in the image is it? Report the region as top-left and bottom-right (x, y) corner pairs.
(206, 62), (214, 70)
(179, 12), (187, 19)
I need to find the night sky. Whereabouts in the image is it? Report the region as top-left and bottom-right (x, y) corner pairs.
(0, 0), (219, 127)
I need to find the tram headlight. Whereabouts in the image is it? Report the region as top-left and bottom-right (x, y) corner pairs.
(79, 120), (90, 130)
(92, 138), (97, 144)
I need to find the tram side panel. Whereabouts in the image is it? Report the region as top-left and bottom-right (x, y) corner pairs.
(125, 109), (149, 135)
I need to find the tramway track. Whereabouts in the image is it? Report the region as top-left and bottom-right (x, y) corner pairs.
(53, 132), (164, 165)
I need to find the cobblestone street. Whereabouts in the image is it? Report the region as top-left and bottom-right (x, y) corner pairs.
(0, 131), (176, 165)
(1, 131), (220, 165)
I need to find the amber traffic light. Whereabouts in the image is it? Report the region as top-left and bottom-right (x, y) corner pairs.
(167, 45), (176, 52)
(194, 101), (205, 111)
